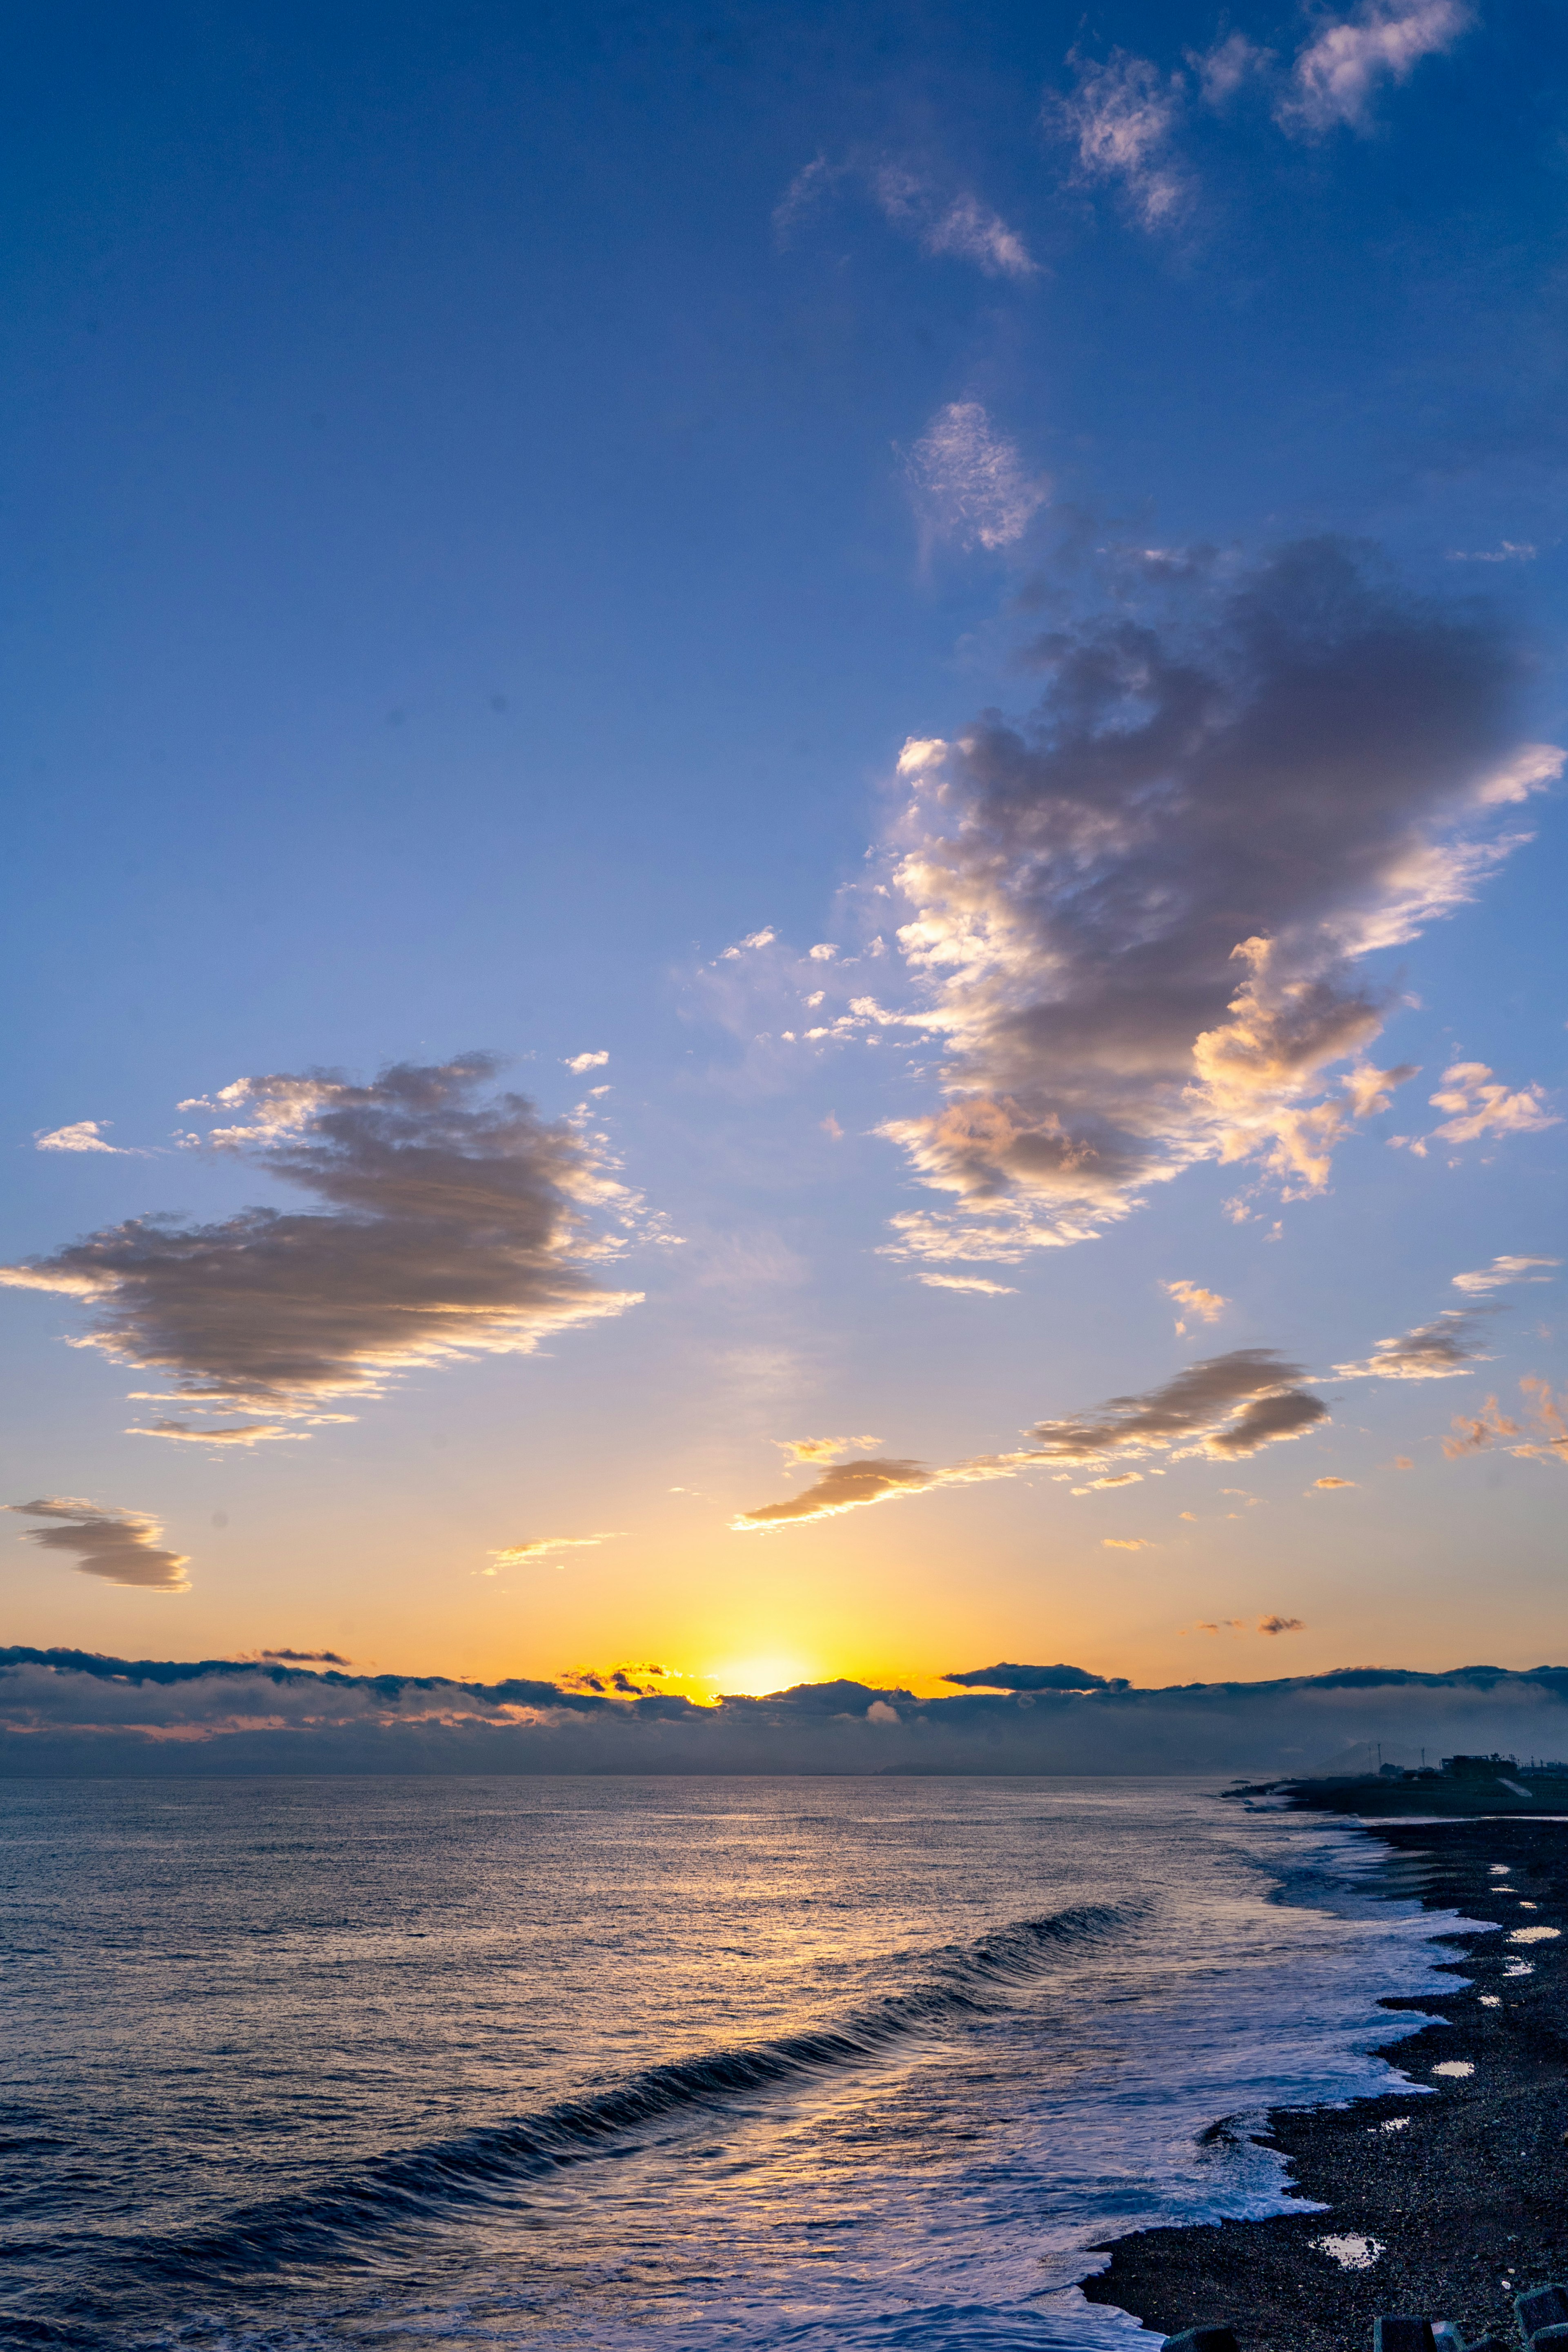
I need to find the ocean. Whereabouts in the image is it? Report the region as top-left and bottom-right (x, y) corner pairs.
(0, 1775), (1468, 2351)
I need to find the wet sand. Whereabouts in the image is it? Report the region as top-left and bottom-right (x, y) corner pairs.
(1082, 1816), (1568, 2352)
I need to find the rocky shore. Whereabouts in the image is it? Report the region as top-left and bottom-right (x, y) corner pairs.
(1082, 1817), (1568, 2352)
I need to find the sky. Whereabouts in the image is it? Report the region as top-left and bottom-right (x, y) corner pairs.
(1, 0), (1565, 1747)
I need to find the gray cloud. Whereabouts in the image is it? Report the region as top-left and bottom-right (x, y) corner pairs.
(942, 1662), (1118, 1690)
(7, 1500), (189, 1592)
(1334, 1311), (1488, 1380)
(733, 1454), (1015, 1530)
(1029, 1348), (1328, 1463)
(7, 1648), (1568, 1778)
(2, 1057), (644, 1431)
(879, 544), (1558, 1263)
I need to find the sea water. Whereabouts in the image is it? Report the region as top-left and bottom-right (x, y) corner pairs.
(0, 1776), (1468, 2350)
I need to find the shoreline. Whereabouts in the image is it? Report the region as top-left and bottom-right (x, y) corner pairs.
(1082, 1815), (1568, 2352)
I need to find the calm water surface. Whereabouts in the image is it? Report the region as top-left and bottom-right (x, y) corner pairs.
(0, 1776), (1466, 2350)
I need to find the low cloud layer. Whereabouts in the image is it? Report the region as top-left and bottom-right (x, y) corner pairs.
(7, 1649), (1568, 1778)
(7, 1500), (189, 1592)
(878, 543), (1555, 1264)
(2, 1057), (645, 1433)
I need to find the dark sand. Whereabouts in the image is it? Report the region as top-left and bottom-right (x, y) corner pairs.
(1082, 1816), (1568, 2352)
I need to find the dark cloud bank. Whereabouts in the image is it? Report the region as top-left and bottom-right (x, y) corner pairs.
(4, 1650), (1568, 1777)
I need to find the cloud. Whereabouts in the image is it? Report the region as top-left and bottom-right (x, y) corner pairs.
(1165, 1278), (1227, 1331)
(7, 1500), (189, 1592)
(1444, 1378), (1568, 1468)
(128, 1417), (305, 1446)
(721, 929), (777, 958)
(34, 1120), (129, 1154)
(1449, 543), (1537, 566)
(1, 1057), (644, 1430)
(1516, 1378), (1568, 1469)
(774, 1435), (883, 1466)
(1258, 1614), (1305, 1634)
(885, 179), (1038, 280)
(906, 403), (1048, 555)
(1103, 1537), (1155, 1550)
(917, 1273), (1018, 1295)
(13, 1648), (1568, 1778)
(1335, 1311), (1488, 1380)
(733, 1452), (1015, 1530)
(1072, 1471), (1144, 1491)
(942, 1661), (1116, 1690)
(564, 1051), (609, 1074)
(1428, 1063), (1559, 1145)
(877, 544), (1550, 1262)
(258, 1650), (351, 1665)
(775, 156), (1037, 281)
(488, 1534), (621, 1568)
(1279, 0), (1472, 136)
(1312, 1476), (1356, 1489)
(1048, 51), (1189, 229)
(1442, 1396), (1519, 1458)
(1029, 1348), (1328, 1462)
(1191, 31), (1270, 104)
(1452, 1256), (1560, 1295)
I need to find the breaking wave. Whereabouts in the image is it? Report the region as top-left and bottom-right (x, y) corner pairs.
(124, 1903), (1131, 2284)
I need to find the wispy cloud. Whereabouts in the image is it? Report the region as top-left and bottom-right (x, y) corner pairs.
(1334, 1310), (1487, 1380)
(917, 1273), (1018, 1295)
(775, 155), (1038, 281)
(1312, 1476), (1357, 1489)
(1048, 51), (1189, 229)
(1448, 542), (1537, 566)
(564, 1050), (609, 1075)
(905, 402), (1048, 555)
(1, 1057), (644, 1435)
(1279, 0), (1472, 136)
(1258, 1614), (1305, 1634)
(1443, 1378), (1568, 1468)
(486, 1533), (622, 1571)
(127, 1417), (305, 1446)
(875, 544), (1556, 1262)
(1452, 1255), (1559, 1295)
(7, 1498), (189, 1592)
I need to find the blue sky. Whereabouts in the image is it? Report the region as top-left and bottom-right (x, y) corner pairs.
(1, 0), (1564, 1710)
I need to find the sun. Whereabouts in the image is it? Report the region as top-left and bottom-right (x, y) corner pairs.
(703, 1653), (816, 1698)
